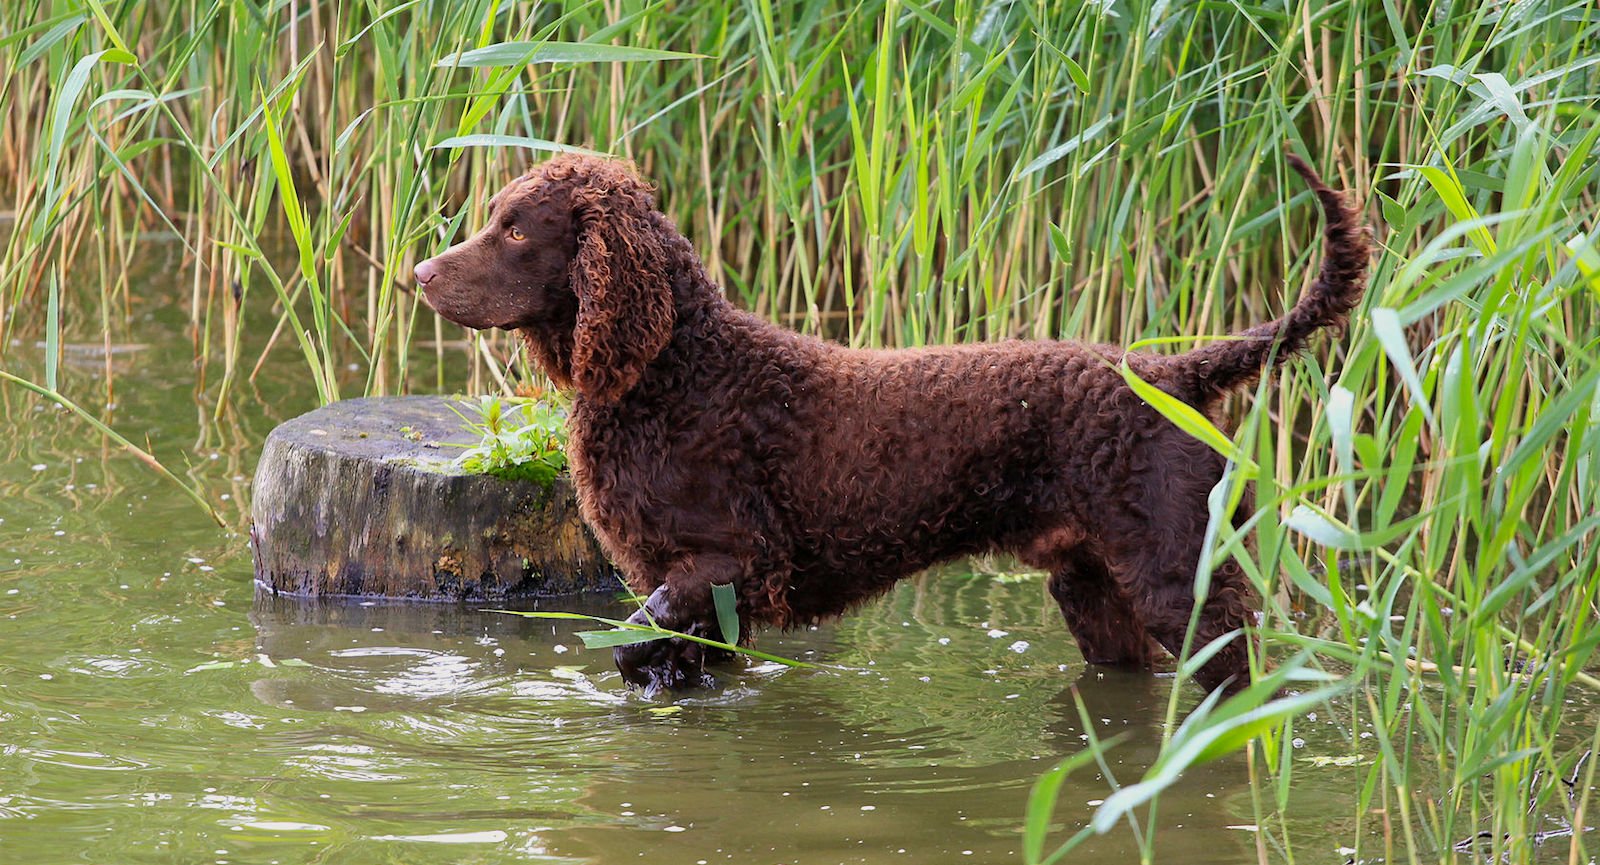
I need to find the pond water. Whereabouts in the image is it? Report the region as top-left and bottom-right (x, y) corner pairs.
(1, 246), (1590, 864)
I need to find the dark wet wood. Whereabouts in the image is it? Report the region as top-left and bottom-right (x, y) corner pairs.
(250, 396), (618, 601)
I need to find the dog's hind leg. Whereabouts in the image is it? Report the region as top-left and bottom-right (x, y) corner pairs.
(1048, 549), (1163, 668)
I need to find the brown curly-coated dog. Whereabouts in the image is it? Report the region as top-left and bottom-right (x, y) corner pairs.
(415, 152), (1368, 696)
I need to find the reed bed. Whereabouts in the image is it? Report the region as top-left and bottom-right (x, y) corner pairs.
(2, 1), (1598, 862)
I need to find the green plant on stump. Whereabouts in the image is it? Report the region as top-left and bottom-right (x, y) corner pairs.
(449, 395), (569, 487)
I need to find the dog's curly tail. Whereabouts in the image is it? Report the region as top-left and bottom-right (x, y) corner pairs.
(1175, 154), (1369, 404)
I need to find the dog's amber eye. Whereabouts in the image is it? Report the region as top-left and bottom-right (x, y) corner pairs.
(508, 226), (526, 241)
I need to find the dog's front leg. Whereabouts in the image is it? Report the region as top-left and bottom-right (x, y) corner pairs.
(613, 557), (742, 695)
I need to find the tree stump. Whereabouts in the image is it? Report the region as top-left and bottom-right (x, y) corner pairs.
(251, 396), (619, 601)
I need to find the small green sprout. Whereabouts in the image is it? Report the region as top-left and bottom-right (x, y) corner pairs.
(448, 395), (570, 487)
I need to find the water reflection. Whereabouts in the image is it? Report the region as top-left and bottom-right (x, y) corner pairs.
(235, 581), (1273, 865)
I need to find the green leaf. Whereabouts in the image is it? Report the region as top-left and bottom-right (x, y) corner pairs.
(81, 0), (133, 55)
(1471, 72), (1530, 131)
(1285, 505), (1359, 550)
(437, 41), (706, 68)
(495, 611), (813, 669)
(1048, 221), (1071, 264)
(44, 271), (60, 392)
(1377, 190), (1406, 233)
(712, 583), (739, 646)
(1062, 55), (1091, 95)
(1463, 747), (1543, 781)
(1413, 163), (1496, 255)
(1566, 232), (1600, 296)
(1091, 677), (1343, 834)
(1119, 360), (1253, 469)
(336, 0), (424, 57)
(575, 628), (674, 649)
(1022, 735), (1126, 863)
(1369, 308), (1435, 427)
(1502, 367), (1600, 477)
(45, 49), (137, 202)
(12, 13), (87, 67)
(1020, 115), (1115, 178)
(1177, 629), (1244, 681)
(1327, 385), (1355, 479)
(430, 134), (606, 156)
(1189, 688), (1336, 766)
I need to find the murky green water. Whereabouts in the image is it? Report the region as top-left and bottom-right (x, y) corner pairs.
(2, 246), (1590, 864)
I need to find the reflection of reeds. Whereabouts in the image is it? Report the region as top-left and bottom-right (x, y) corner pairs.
(4, 2), (1600, 862)
(0, 368), (223, 524)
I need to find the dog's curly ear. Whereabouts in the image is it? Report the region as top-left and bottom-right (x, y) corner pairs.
(569, 172), (676, 403)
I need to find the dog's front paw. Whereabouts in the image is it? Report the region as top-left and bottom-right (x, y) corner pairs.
(614, 633), (717, 696)
(614, 586), (718, 695)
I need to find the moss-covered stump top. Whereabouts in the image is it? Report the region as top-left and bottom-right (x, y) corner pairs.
(250, 396), (617, 601)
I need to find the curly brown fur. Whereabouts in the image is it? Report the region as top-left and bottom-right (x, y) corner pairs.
(416, 152), (1370, 696)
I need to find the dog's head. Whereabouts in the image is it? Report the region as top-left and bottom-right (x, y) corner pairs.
(416, 154), (676, 402)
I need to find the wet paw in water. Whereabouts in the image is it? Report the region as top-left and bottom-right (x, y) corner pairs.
(613, 586), (723, 696)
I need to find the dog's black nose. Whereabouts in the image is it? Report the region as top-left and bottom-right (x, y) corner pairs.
(414, 258), (439, 286)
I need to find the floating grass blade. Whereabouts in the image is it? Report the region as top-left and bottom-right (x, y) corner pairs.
(490, 610), (811, 669)
(0, 371), (224, 527)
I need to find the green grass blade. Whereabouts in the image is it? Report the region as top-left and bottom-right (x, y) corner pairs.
(437, 41), (706, 68)
(711, 582), (740, 646)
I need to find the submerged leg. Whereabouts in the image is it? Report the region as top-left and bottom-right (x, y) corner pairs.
(613, 554), (743, 695)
